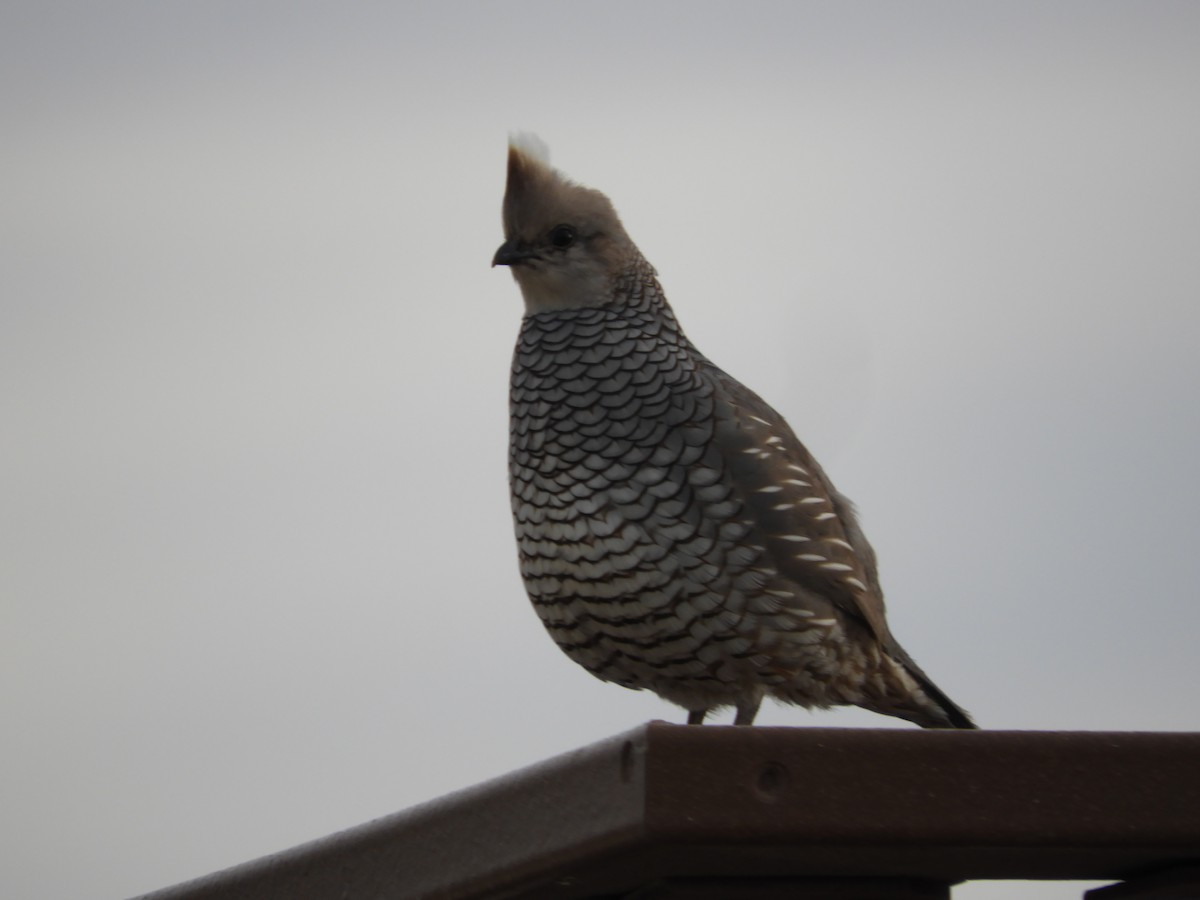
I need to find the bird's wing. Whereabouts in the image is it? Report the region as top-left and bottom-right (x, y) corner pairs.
(705, 366), (895, 646)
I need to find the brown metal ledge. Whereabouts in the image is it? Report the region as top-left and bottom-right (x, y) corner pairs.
(131, 723), (1200, 899)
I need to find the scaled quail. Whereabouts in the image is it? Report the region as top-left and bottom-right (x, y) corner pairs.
(494, 136), (975, 728)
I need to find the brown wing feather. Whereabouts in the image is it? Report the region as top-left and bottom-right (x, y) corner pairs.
(707, 367), (976, 728)
(705, 366), (896, 646)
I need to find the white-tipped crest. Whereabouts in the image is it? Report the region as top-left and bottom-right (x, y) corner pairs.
(508, 132), (551, 167)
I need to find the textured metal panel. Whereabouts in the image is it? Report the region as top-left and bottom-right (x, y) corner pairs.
(132, 724), (1200, 900)
(131, 728), (647, 900)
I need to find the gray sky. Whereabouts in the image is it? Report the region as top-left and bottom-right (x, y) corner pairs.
(3, 3), (1198, 899)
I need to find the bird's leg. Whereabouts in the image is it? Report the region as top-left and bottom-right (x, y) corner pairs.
(686, 709), (708, 725)
(734, 694), (762, 726)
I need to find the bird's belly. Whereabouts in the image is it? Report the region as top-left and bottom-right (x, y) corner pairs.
(510, 446), (850, 702)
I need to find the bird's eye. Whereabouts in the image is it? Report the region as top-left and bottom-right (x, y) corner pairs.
(549, 224), (576, 249)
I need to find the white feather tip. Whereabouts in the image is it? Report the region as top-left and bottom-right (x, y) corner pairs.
(508, 132), (551, 166)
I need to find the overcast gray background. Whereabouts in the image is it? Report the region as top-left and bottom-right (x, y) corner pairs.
(3, 3), (1198, 899)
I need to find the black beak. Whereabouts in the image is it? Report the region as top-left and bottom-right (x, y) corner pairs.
(492, 239), (539, 268)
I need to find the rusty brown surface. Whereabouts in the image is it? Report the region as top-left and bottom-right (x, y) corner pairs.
(131, 723), (1200, 900)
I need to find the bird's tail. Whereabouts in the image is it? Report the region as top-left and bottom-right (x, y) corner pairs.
(869, 646), (978, 729)
(910, 672), (977, 729)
